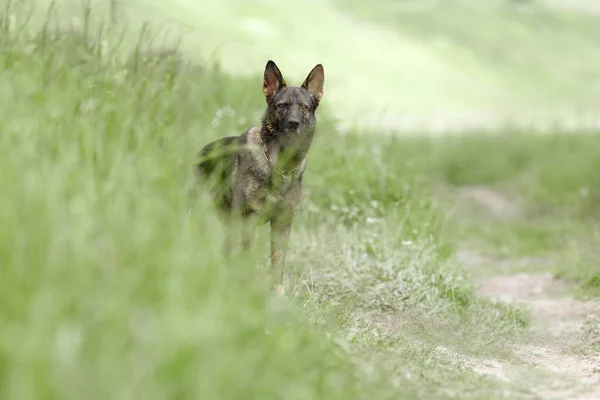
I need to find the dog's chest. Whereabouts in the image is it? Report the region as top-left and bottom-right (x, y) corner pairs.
(243, 173), (295, 212)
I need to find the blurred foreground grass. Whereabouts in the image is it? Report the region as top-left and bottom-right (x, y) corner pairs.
(0, 1), (598, 399)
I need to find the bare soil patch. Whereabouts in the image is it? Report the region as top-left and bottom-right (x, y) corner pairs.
(472, 266), (600, 399)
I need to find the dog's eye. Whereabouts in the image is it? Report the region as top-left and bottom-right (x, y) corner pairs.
(277, 103), (288, 110)
(300, 104), (310, 111)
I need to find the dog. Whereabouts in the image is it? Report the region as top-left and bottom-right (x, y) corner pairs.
(195, 60), (325, 296)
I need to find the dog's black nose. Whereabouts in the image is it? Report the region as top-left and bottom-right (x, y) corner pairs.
(287, 119), (300, 129)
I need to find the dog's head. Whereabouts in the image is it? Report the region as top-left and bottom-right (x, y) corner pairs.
(261, 60), (324, 141)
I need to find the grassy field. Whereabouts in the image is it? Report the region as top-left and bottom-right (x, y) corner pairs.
(385, 132), (600, 298)
(335, 0), (600, 107)
(23, 0), (600, 132)
(1, 1), (598, 399)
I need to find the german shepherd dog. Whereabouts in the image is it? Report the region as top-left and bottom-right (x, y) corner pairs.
(195, 60), (325, 295)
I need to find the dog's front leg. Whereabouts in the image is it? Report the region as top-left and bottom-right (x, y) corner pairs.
(269, 180), (302, 296)
(270, 215), (292, 296)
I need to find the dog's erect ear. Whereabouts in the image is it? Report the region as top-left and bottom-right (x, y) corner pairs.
(263, 60), (287, 100)
(301, 64), (324, 103)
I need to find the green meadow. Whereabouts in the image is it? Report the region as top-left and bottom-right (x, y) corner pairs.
(1, 1), (598, 399)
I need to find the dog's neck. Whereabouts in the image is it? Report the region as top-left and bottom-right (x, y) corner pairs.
(259, 125), (314, 172)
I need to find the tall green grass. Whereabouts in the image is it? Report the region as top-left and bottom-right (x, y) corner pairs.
(0, 2), (534, 399)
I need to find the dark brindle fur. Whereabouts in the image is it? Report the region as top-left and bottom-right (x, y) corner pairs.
(195, 60), (325, 295)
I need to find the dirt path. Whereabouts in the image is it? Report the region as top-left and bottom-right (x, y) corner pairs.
(449, 186), (600, 398)
(367, 186), (600, 398)
(461, 252), (600, 399)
